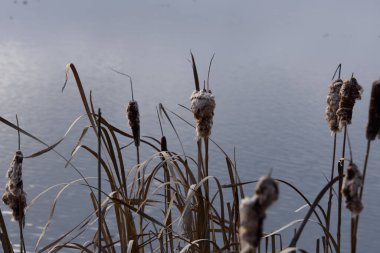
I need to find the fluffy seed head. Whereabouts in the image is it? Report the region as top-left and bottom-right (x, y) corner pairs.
(336, 78), (363, 129)
(190, 90), (216, 140)
(366, 80), (380, 140)
(325, 79), (343, 134)
(342, 163), (363, 216)
(2, 150), (27, 222)
(126, 100), (140, 147)
(239, 176), (279, 250)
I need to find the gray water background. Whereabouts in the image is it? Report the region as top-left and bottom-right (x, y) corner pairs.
(1, 0), (380, 252)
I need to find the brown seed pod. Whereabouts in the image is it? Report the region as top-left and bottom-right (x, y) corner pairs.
(342, 163), (363, 216)
(2, 150), (27, 222)
(336, 78), (363, 129)
(325, 79), (343, 134)
(126, 100), (140, 147)
(190, 90), (216, 140)
(366, 80), (380, 140)
(239, 176), (279, 251)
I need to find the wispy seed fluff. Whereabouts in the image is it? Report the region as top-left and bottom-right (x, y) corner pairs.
(336, 78), (363, 129)
(366, 80), (380, 140)
(190, 89), (216, 140)
(342, 163), (363, 216)
(126, 101), (140, 147)
(2, 151), (27, 222)
(325, 79), (343, 134)
(239, 176), (279, 253)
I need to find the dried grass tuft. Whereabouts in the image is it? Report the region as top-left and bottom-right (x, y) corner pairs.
(239, 176), (279, 252)
(325, 79), (343, 134)
(342, 163), (363, 216)
(2, 150), (27, 222)
(336, 78), (363, 129)
(190, 89), (216, 140)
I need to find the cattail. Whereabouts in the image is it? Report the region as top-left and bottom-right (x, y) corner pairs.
(160, 136), (167, 152)
(2, 150), (27, 222)
(239, 176), (279, 252)
(325, 79), (343, 134)
(127, 100), (140, 147)
(366, 80), (380, 140)
(336, 77), (363, 129)
(190, 89), (216, 140)
(342, 163), (363, 216)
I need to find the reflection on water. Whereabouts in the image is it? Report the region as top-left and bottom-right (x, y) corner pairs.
(1, 0), (380, 252)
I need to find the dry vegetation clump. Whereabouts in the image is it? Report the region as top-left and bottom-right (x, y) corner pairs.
(0, 61), (379, 253)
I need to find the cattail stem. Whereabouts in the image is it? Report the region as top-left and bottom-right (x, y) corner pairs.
(16, 115), (20, 150)
(204, 137), (211, 252)
(97, 109), (102, 253)
(325, 133), (337, 253)
(337, 124), (347, 251)
(18, 219), (25, 253)
(352, 140), (371, 252)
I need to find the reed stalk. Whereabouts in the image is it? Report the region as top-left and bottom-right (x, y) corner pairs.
(325, 64), (341, 252)
(97, 109), (102, 253)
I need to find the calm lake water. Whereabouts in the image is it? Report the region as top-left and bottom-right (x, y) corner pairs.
(1, 0), (380, 252)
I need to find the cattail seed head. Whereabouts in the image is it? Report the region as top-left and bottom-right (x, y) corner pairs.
(2, 150), (27, 222)
(126, 100), (140, 147)
(336, 78), (363, 129)
(325, 79), (343, 134)
(190, 89), (216, 140)
(160, 136), (167, 152)
(366, 80), (380, 140)
(239, 176), (279, 251)
(342, 163), (363, 216)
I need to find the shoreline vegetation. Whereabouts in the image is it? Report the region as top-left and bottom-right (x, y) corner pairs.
(0, 58), (379, 253)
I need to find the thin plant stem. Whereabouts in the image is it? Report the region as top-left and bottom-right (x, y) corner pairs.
(204, 137), (211, 252)
(337, 125), (347, 251)
(16, 115), (20, 150)
(18, 219), (25, 253)
(16, 115), (25, 253)
(352, 140), (371, 253)
(325, 133), (337, 253)
(97, 108), (102, 253)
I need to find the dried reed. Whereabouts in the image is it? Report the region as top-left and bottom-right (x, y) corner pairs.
(336, 77), (363, 129)
(239, 176), (279, 253)
(342, 163), (363, 216)
(325, 79), (343, 134)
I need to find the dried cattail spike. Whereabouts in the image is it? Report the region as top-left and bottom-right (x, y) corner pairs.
(342, 163), (363, 216)
(190, 90), (216, 140)
(255, 176), (279, 209)
(325, 79), (343, 134)
(126, 100), (140, 147)
(160, 136), (167, 152)
(239, 176), (279, 252)
(366, 80), (380, 140)
(336, 77), (363, 129)
(2, 150), (27, 222)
